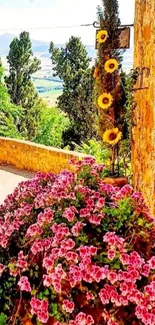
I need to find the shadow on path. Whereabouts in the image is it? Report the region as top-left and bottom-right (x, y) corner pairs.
(0, 165), (35, 205)
(0, 164), (35, 179)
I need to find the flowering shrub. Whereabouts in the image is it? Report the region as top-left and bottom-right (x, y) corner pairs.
(0, 157), (155, 325)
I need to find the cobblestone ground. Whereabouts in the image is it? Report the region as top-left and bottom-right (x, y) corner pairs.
(0, 165), (34, 205)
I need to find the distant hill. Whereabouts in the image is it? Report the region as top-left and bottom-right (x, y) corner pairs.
(0, 33), (96, 59)
(0, 33), (133, 73)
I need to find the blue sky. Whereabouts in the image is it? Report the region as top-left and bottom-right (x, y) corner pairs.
(0, 0), (135, 44)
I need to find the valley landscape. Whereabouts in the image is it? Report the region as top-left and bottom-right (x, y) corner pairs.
(0, 33), (133, 106)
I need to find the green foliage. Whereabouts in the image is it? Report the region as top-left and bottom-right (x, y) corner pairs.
(120, 68), (139, 140)
(49, 36), (97, 146)
(0, 64), (22, 138)
(5, 31), (41, 107)
(73, 139), (110, 163)
(34, 107), (70, 148)
(0, 313), (7, 325)
(18, 97), (45, 141)
(50, 37), (90, 80)
(117, 69), (139, 177)
(5, 31), (42, 140)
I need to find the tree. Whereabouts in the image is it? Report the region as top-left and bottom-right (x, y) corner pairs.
(0, 61), (22, 138)
(94, 0), (128, 176)
(5, 31), (41, 107)
(49, 37), (97, 147)
(5, 32), (42, 140)
(34, 107), (70, 148)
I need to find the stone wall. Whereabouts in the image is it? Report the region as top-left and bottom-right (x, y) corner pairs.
(132, 0), (155, 216)
(0, 137), (87, 174)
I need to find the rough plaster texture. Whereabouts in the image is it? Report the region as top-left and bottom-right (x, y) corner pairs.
(132, 0), (155, 216)
(0, 137), (87, 174)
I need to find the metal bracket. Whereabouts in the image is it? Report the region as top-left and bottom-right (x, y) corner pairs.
(93, 21), (134, 29)
(132, 67), (150, 91)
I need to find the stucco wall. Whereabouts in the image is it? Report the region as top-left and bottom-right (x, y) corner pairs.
(0, 137), (87, 174)
(132, 0), (155, 216)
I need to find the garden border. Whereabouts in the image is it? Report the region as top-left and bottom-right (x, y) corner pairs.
(0, 137), (87, 174)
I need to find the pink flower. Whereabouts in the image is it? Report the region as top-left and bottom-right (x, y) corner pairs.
(17, 259), (28, 269)
(38, 310), (49, 323)
(31, 240), (43, 255)
(18, 276), (31, 292)
(129, 251), (144, 268)
(63, 208), (75, 222)
(88, 214), (102, 225)
(86, 292), (95, 300)
(0, 235), (8, 248)
(120, 253), (130, 265)
(61, 238), (75, 251)
(142, 264), (150, 276)
(30, 297), (41, 313)
(0, 263), (5, 276)
(30, 297), (49, 323)
(148, 256), (155, 269)
(43, 256), (54, 270)
(108, 249), (115, 261)
(37, 208), (54, 226)
(26, 223), (43, 237)
(62, 299), (75, 313)
(78, 246), (89, 257)
(75, 312), (95, 325)
(51, 223), (70, 237)
(66, 252), (79, 263)
(71, 222), (85, 237)
(80, 208), (91, 218)
(18, 251), (27, 260)
(69, 321), (76, 325)
(89, 246), (98, 256)
(107, 271), (118, 284)
(86, 315), (94, 325)
(96, 197), (105, 209)
(43, 275), (52, 287)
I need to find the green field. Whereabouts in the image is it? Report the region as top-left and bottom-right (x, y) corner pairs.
(39, 89), (62, 106)
(33, 78), (62, 88)
(33, 78), (63, 106)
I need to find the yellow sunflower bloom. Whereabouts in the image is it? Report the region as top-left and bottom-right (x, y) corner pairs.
(93, 67), (99, 78)
(98, 93), (113, 109)
(103, 128), (122, 145)
(97, 30), (108, 44)
(104, 59), (119, 73)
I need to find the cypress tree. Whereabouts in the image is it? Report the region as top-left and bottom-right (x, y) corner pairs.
(94, 0), (126, 175)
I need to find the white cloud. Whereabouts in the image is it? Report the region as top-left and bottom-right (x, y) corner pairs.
(0, 0), (135, 44)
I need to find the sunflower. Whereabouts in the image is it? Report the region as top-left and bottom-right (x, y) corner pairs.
(98, 93), (113, 109)
(97, 30), (108, 44)
(103, 128), (122, 145)
(104, 58), (119, 73)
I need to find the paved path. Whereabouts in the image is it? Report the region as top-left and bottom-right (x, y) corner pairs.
(0, 165), (34, 205)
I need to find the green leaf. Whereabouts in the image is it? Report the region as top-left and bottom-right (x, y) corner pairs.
(0, 313), (7, 325)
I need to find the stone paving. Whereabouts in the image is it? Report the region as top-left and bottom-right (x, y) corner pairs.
(0, 165), (34, 205)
